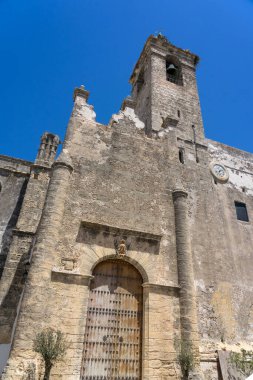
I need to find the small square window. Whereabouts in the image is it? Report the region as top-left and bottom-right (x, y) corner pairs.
(235, 201), (249, 222)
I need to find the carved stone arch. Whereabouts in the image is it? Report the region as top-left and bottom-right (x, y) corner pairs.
(90, 254), (149, 283)
(81, 258), (144, 379)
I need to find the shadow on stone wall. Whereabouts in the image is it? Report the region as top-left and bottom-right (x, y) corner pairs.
(0, 178), (28, 278)
(0, 179), (29, 344)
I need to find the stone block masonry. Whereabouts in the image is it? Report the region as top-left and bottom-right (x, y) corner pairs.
(1, 34), (253, 379)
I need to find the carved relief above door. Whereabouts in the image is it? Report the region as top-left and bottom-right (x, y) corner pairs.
(80, 260), (143, 380)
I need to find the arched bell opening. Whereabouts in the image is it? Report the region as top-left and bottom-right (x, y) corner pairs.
(166, 56), (183, 85)
(80, 259), (143, 380)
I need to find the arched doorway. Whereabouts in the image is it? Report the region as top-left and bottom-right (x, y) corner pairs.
(81, 259), (143, 379)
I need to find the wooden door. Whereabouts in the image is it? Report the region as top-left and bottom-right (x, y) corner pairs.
(81, 260), (143, 380)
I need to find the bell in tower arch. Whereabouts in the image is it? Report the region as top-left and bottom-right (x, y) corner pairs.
(167, 63), (177, 75)
(166, 60), (180, 83)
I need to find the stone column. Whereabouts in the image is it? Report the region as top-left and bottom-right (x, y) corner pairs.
(28, 151), (73, 278)
(172, 189), (200, 360)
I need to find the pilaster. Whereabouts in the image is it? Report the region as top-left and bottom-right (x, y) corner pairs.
(142, 282), (181, 379)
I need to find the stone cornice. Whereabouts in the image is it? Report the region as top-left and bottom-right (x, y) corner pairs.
(172, 189), (188, 200)
(0, 154), (32, 167)
(51, 269), (94, 286)
(31, 163), (52, 171)
(12, 229), (35, 237)
(142, 282), (180, 295)
(52, 160), (73, 172)
(0, 167), (30, 177)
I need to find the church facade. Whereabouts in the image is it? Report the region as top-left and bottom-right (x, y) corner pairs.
(0, 34), (253, 379)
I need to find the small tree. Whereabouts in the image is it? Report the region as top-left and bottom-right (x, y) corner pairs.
(33, 328), (68, 380)
(230, 349), (253, 378)
(175, 338), (195, 379)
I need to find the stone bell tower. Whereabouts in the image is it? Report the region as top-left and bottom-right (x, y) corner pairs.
(130, 34), (204, 142)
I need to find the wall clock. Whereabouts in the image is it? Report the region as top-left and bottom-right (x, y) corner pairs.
(210, 162), (229, 183)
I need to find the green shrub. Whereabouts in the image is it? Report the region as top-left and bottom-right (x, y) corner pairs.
(33, 328), (68, 380)
(230, 349), (253, 377)
(175, 339), (195, 379)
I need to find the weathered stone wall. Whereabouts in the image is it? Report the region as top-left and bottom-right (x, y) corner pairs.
(0, 155), (31, 278)
(0, 155), (31, 374)
(0, 167), (52, 344)
(130, 36), (253, 378)
(0, 150), (58, 377)
(195, 141), (253, 378)
(2, 93), (184, 379)
(0, 133), (59, 352)
(2, 35), (253, 380)
(3, 102), (253, 380)
(131, 52), (152, 135)
(159, 132), (253, 378)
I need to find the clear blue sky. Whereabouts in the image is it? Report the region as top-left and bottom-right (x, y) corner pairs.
(0, 0), (253, 161)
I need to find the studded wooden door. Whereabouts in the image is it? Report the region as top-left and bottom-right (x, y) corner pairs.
(80, 260), (143, 380)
